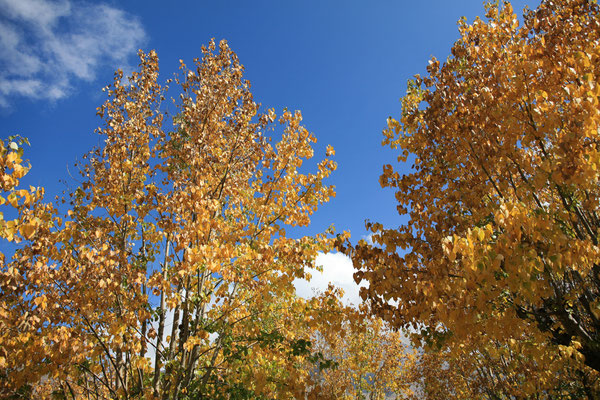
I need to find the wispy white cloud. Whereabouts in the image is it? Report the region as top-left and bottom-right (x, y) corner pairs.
(294, 252), (367, 307)
(0, 0), (146, 108)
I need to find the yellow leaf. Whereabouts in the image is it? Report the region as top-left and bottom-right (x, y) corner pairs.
(19, 223), (36, 240)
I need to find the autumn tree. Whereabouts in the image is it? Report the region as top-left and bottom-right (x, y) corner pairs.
(349, 0), (600, 397)
(0, 40), (351, 399)
(0, 136), (57, 399)
(307, 303), (416, 400)
(405, 332), (598, 399)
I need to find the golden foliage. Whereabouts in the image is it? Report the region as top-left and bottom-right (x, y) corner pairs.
(307, 303), (416, 400)
(0, 40), (360, 399)
(350, 0), (600, 397)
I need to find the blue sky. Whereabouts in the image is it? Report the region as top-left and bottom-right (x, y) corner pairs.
(0, 0), (538, 303)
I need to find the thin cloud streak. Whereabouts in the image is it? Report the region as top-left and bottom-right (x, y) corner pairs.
(0, 0), (146, 108)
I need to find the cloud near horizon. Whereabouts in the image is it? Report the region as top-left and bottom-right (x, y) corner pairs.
(0, 0), (146, 108)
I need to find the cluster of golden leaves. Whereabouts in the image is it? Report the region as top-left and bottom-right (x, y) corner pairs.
(350, 0), (600, 397)
(308, 303), (416, 400)
(0, 136), (59, 396)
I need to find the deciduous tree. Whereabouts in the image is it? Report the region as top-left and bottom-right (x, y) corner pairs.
(349, 0), (600, 396)
(307, 304), (416, 400)
(1, 40), (347, 399)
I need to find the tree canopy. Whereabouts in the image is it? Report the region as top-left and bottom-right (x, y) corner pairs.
(4, 0), (600, 398)
(350, 0), (600, 397)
